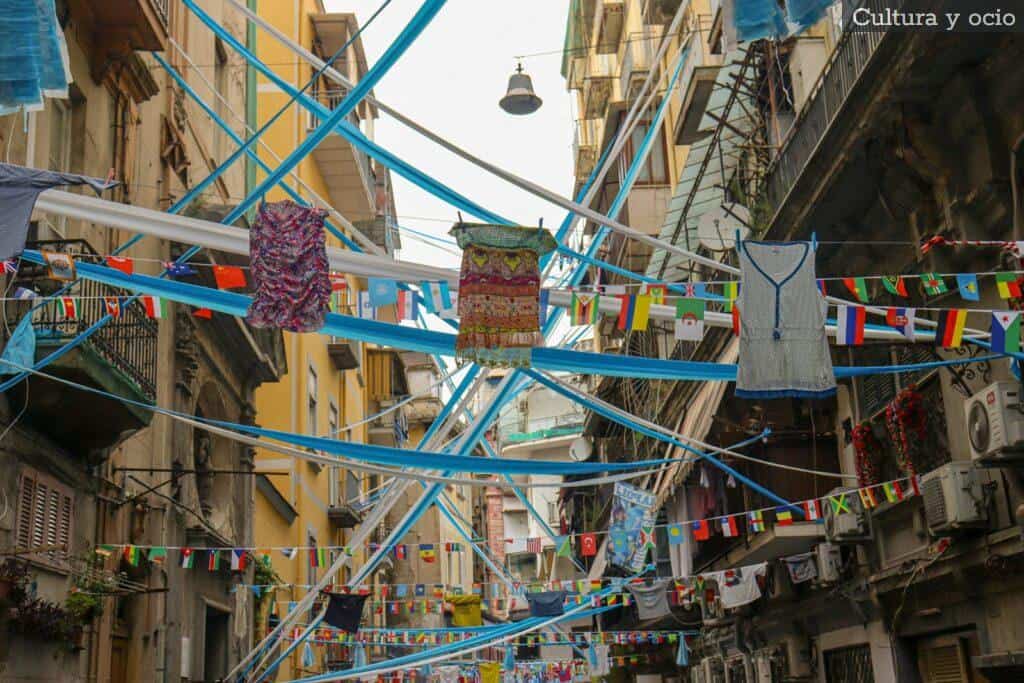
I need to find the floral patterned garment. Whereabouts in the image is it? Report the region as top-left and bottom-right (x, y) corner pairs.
(246, 199), (331, 332)
(450, 223), (557, 368)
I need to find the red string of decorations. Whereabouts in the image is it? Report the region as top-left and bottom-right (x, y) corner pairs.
(885, 385), (928, 476)
(851, 422), (882, 488)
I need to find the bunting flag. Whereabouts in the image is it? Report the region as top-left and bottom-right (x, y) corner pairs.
(816, 279), (827, 296)
(193, 307), (213, 319)
(935, 309), (968, 348)
(920, 273), (948, 296)
(682, 282), (707, 298)
(748, 511), (765, 533)
(142, 296), (167, 319)
(731, 305), (740, 336)
(886, 307), (915, 341)
(42, 251), (76, 280)
(996, 272), (1022, 299)
(538, 288), (550, 327)
(836, 305), (866, 346)
(419, 545), (436, 563)
(991, 311), (1021, 353)
(103, 296), (122, 318)
(774, 508), (794, 527)
(882, 481), (904, 503)
(95, 545), (116, 558)
(394, 545), (407, 561)
(643, 284), (667, 305)
(57, 297), (77, 319)
(616, 294), (651, 331)
(213, 265), (246, 290)
(803, 500), (823, 522)
(14, 287), (36, 300)
(956, 274), (980, 301)
(570, 292), (600, 326)
(639, 526), (656, 552)
(207, 550), (221, 571)
(579, 532), (598, 556)
(859, 487), (879, 509)
(843, 277), (869, 303)
(829, 493), (851, 514)
(882, 275), (908, 297)
(691, 520), (710, 541)
(666, 524), (685, 546)
(368, 278), (399, 307)
(281, 548), (298, 560)
(555, 536), (572, 558)
(329, 272), (348, 292)
(231, 549), (248, 571)
(910, 475), (922, 497)
(674, 299), (705, 341)
(420, 281), (454, 316)
(397, 290), (418, 321)
(163, 261), (198, 277)
(123, 546), (140, 566)
(311, 547), (329, 568)
(180, 548), (195, 568)
(355, 290), (377, 320)
(147, 547), (167, 564)
(720, 516), (739, 538)
(722, 281), (738, 312)
(525, 537), (542, 554)
(2, 259), (18, 274)
(106, 256), (134, 275)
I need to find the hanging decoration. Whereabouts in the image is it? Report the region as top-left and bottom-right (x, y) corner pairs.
(607, 482), (656, 572)
(450, 223), (556, 368)
(885, 385), (928, 476)
(851, 422), (882, 488)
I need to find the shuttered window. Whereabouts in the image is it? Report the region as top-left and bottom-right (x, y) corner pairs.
(918, 641), (969, 683)
(16, 469), (74, 571)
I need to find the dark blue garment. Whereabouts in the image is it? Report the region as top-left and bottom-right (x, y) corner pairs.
(526, 591), (566, 618)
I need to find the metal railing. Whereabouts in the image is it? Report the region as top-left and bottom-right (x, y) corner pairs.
(498, 411), (586, 441)
(762, 0), (899, 214)
(151, 0), (169, 25)
(8, 240), (158, 401)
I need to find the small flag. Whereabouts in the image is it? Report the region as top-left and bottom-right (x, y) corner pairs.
(748, 511), (765, 533)
(163, 261), (198, 277)
(829, 493), (851, 514)
(538, 288), (550, 327)
(643, 284), (667, 305)
(639, 526), (656, 552)
(675, 299), (705, 341)
(193, 307), (213, 319)
(996, 272), (1022, 299)
(526, 537), (542, 554)
(106, 256), (134, 275)
(231, 549), (248, 571)
(802, 499), (823, 522)
(691, 520), (710, 541)
(731, 305), (740, 336)
(882, 275), (908, 297)
(148, 547), (168, 564)
(207, 550), (221, 571)
(213, 265), (246, 290)
(142, 296), (167, 319)
(397, 290), (418, 321)
(419, 544), (436, 563)
(616, 294), (652, 331)
(682, 282), (707, 298)
(180, 548), (195, 568)
(836, 305), (866, 346)
(42, 251), (76, 281)
(570, 292), (600, 326)
(859, 487), (879, 509)
(956, 274), (980, 301)
(774, 508), (794, 526)
(666, 524), (685, 546)
(843, 277), (869, 303)
(920, 273), (948, 296)
(816, 279), (827, 296)
(555, 536), (572, 558)
(95, 545), (116, 558)
(883, 481), (903, 503)
(886, 307), (915, 341)
(123, 546), (140, 566)
(2, 259), (18, 274)
(368, 278), (399, 307)
(935, 309), (968, 348)
(720, 516), (739, 538)
(394, 544), (407, 560)
(57, 297), (77, 319)
(722, 281), (738, 312)
(280, 548), (297, 560)
(910, 475), (922, 497)
(13, 287), (37, 300)
(310, 547), (328, 568)
(420, 281), (454, 316)
(103, 296), (122, 318)
(579, 532), (598, 556)
(991, 311), (1021, 353)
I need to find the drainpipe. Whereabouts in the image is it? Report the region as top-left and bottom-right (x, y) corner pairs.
(1011, 130), (1024, 239)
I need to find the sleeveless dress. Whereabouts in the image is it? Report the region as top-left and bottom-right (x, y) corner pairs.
(735, 240), (835, 399)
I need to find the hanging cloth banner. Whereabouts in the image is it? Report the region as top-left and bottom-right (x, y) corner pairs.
(608, 483), (656, 572)
(450, 223), (556, 368)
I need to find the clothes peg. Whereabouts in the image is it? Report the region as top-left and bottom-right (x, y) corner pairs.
(811, 232), (818, 251)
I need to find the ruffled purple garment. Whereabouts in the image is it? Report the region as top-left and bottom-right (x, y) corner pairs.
(246, 200), (331, 332)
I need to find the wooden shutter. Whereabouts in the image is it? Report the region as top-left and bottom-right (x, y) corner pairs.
(15, 469), (74, 570)
(918, 639), (969, 683)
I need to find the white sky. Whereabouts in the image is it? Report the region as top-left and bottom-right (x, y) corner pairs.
(323, 0), (575, 271)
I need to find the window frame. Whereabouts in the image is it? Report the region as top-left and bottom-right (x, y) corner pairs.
(619, 115), (670, 186)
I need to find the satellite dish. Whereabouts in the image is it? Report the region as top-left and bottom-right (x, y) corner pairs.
(697, 204), (750, 251)
(568, 436), (593, 462)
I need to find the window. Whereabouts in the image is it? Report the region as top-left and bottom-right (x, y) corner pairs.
(213, 38), (229, 161)
(16, 469), (73, 571)
(620, 118), (669, 185)
(346, 470), (360, 504)
(307, 365), (319, 439)
(547, 501), (560, 525)
(328, 402), (340, 504)
(46, 100), (71, 236)
(308, 534), (318, 585)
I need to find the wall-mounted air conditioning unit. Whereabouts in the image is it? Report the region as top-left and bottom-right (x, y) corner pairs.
(701, 656), (724, 683)
(725, 654), (753, 682)
(824, 487), (872, 542)
(965, 381), (1024, 464)
(921, 462), (989, 535)
(815, 542), (842, 584)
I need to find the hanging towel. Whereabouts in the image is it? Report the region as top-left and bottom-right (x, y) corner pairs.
(323, 593), (369, 633)
(715, 563), (768, 609)
(302, 640), (316, 669)
(783, 552), (819, 584)
(246, 199), (331, 332)
(0, 0), (72, 115)
(735, 240), (835, 399)
(526, 590), (566, 617)
(0, 312), (35, 375)
(353, 641), (367, 668)
(0, 163), (118, 261)
(448, 593), (482, 626)
(479, 662), (501, 683)
(676, 636), (689, 666)
(450, 223), (556, 368)
(625, 579), (672, 620)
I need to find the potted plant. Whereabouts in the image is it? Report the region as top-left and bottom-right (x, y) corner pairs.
(65, 588), (103, 625)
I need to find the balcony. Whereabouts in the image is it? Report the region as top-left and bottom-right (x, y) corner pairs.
(673, 17), (724, 145)
(68, 0), (167, 95)
(4, 240), (157, 455)
(594, 0), (625, 54)
(498, 411), (586, 446)
(618, 27), (663, 101)
(367, 399), (407, 447)
(399, 352), (442, 425)
(582, 53), (619, 119)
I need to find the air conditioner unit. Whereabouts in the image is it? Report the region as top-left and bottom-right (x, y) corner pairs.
(725, 654), (753, 682)
(752, 650), (773, 683)
(778, 635), (812, 679)
(815, 542), (842, 584)
(701, 656), (724, 683)
(921, 462), (989, 535)
(824, 487), (872, 542)
(965, 381), (1024, 464)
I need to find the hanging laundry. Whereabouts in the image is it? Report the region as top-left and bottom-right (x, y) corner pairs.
(624, 579), (672, 620)
(450, 223), (556, 368)
(676, 637), (689, 667)
(479, 662), (501, 683)
(783, 552), (818, 584)
(526, 590), (566, 617)
(245, 199), (330, 332)
(324, 593), (369, 633)
(715, 562), (767, 609)
(0, 163), (117, 261)
(447, 594), (482, 627)
(0, 1), (72, 115)
(734, 240), (835, 399)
